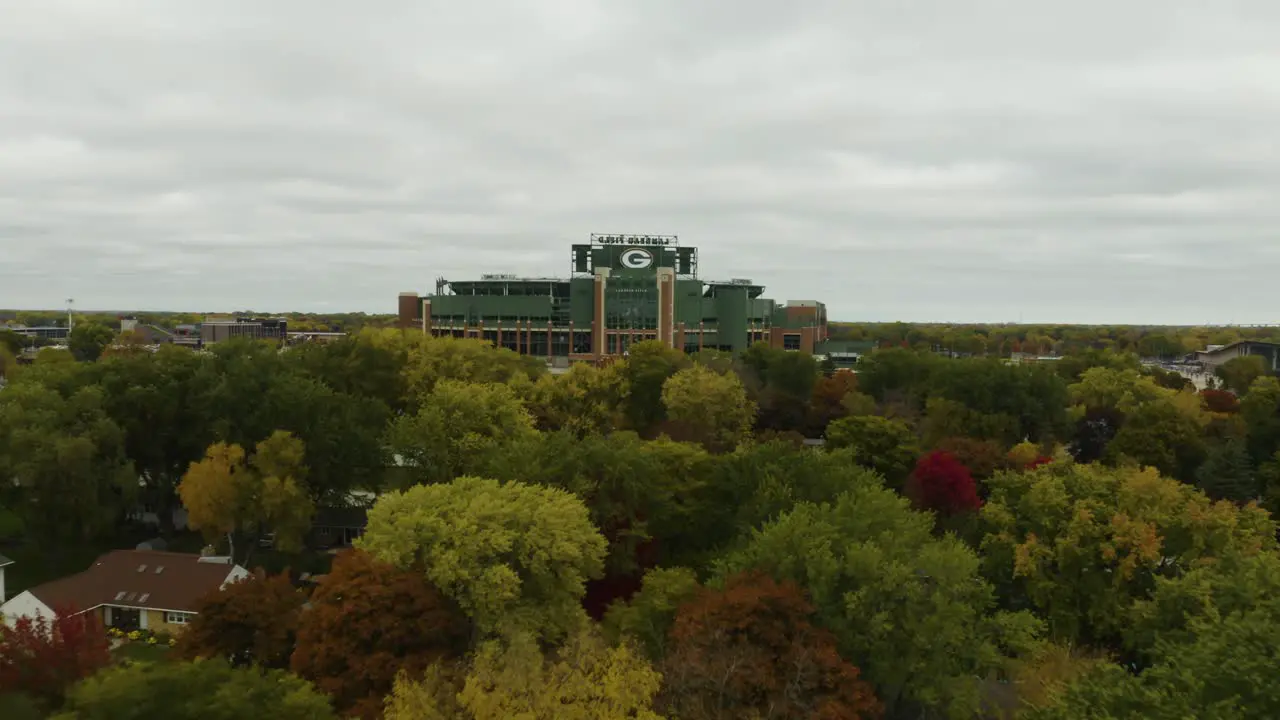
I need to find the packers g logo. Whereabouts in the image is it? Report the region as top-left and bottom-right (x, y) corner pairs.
(620, 248), (654, 269)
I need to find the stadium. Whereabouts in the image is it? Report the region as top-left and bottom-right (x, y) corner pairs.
(398, 234), (833, 363)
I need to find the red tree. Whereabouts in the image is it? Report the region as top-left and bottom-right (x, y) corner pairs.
(660, 572), (881, 720)
(906, 450), (982, 516)
(291, 550), (470, 719)
(1201, 388), (1241, 414)
(0, 607), (110, 709)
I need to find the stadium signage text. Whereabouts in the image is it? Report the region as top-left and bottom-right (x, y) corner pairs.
(592, 234), (676, 247)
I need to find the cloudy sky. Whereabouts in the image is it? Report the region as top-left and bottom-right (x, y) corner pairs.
(2, 1), (1279, 323)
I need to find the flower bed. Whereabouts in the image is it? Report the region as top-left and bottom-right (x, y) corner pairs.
(107, 626), (177, 648)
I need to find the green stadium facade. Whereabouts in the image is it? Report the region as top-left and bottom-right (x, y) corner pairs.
(398, 235), (831, 363)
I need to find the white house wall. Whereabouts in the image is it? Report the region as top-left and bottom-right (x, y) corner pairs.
(1, 590), (55, 627)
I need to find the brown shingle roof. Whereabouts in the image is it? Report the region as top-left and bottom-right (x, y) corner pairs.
(27, 550), (238, 614)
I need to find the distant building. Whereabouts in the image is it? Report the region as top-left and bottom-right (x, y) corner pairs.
(397, 234), (829, 361)
(7, 326), (69, 341)
(814, 339), (877, 370)
(199, 317), (288, 346)
(1189, 340), (1280, 373)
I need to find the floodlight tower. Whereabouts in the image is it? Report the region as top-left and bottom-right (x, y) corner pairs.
(66, 298), (74, 330)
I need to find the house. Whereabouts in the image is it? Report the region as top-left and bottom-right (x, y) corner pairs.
(309, 507), (368, 549)
(0, 550), (249, 633)
(0, 553), (12, 603)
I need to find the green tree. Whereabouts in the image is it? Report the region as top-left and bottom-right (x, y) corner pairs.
(52, 660), (336, 720)
(739, 344), (821, 433)
(0, 382), (135, 545)
(481, 430), (708, 585)
(720, 485), (1040, 718)
(602, 566), (701, 660)
(1196, 440), (1256, 504)
(660, 364), (755, 452)
(855, 347), (942, 405)
(0, 345), (17, 383)
(1242, 375), (1280, 463)
(621, 340), (690, 434)
(676, 442), (885, 569)
(824, 414), (919, 488)
(67, 322), (115, 362)
(979, 462), (1276, 650)
(195, 339), (390, 503)
(96, 347), (214, 534)
(920, 396), (1020, 447)
(1215, 355), (1269, 395)
(1030, 595), (1280, 719)
(1104, 395), (1208, 481)
(387, 380), (537, 485)
(288, 334), (408, 413)
(357, 477), (607, 642)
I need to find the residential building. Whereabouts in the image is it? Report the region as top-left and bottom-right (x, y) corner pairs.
(397, 234), (829, 361)
(0, 550), (249, 632)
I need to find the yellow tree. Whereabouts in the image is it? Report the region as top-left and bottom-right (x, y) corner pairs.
(178, 431), (314, 561)
(178, 443), (247, 555)
(660, 365), (755, 453)
(384, 626), (663, 720)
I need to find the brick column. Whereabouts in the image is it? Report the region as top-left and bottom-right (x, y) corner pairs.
(593, 269), (609, 360)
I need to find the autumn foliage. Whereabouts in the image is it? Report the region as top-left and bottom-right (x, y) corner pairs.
(0, 607), (110, 709)
(291, 550), (470, 719)
(1201, 388), (1241, 414)
(660, 571), (881, 720)
(906, 450), (982, 516)
(176, 571), (304, 669)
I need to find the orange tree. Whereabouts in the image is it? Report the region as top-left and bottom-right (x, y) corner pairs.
(659, 571), (881, 720)
(290, 550), (470, 719)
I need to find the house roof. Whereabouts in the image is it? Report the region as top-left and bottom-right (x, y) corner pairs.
(25, 550), (238, 614)
(0, 553), (12, 568)
(1196, 340), (1280, 356)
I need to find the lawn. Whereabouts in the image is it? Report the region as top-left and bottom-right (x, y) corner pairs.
(112, 641), (173, 665)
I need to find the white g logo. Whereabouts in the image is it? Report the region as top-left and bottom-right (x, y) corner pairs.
(620, 248), (654, 269)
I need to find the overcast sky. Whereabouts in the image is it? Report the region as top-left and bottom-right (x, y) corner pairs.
(2, 1), (1279, 323)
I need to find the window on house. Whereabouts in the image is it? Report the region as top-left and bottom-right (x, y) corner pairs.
(137, 565), (147, 573)
(114, 591), (127, 601)
(138, 593), (150, 604)
(165, 612), (194, 625)
(783, 334), (801, 351)
(154, 566), (164, 574)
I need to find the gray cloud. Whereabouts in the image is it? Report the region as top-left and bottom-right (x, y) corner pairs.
(2, 0), (1279, 323)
